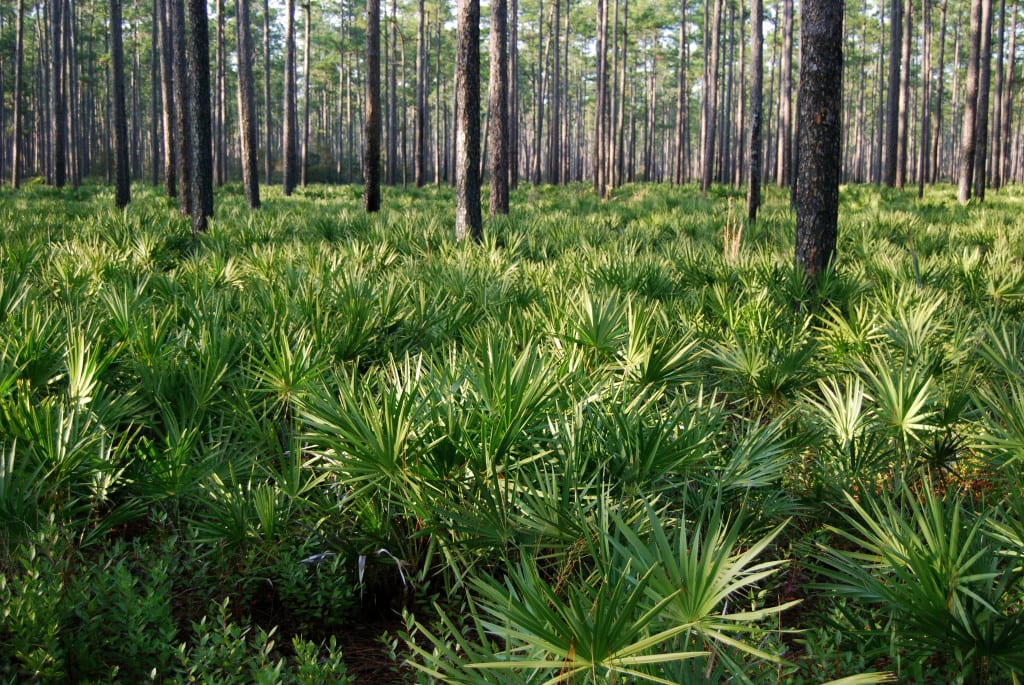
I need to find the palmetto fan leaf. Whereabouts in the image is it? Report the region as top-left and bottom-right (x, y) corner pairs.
(818, 483), (1024, 676)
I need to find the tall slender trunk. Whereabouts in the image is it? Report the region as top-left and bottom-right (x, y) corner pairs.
(157, 0), (175, 196)
(896, 0), (911, 188)
(673, 0), (688, 184)
(454, 0), (482, 240)
(547, 0), (561, 183)
(11, 0), (26, 188)
(917, 0), (930, 197)
(972, 0), (993, 200)
(386, 0), (398, 184)
(50, 0), (66, 187)
(214, 0), (225, 185)
(594, 0), (607, 195)
(414, 0), (427, 186)
(747, 0), (763, 221)
(150, 0), (159, 186)
(991, 0), (1005, 189)
(237, 0), (260, 207)
(883, 0), (901, 186)
(364, 0), (381, 210)
(283, 0), (297, 194)
(999, 4), (1016, 185)
(263, 0), (272, 183)
(508, 0), (519, 188)
(171, 0), (192, 214)
(701, 0), (723, 195)
(775, 0), (792, 187)
(301, 0), (311, 186)
(958, 0), (983, 204)
(488, 0), (509, 214)
(111, 0), (130, 207)
(187, 0), (214, 232)
(929, 0), (947, 182)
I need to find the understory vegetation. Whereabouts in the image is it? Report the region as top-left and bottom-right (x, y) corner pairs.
(1, 181), (1024, 683)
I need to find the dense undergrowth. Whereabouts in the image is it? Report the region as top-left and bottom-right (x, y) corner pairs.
(1, 179), (1024, 683)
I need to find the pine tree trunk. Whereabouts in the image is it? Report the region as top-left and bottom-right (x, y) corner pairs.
(365, 0), (381, 210)
(263, 0), (272, 183)
(11, 0), (25, 188)
(50, 0), (66, 187)
(973, 0), (993, 200)
(488, 0), (509, 214)
(673, 0), (688, 185)
(387, 0), (398, 184)
(917, 0), (930, 197)
(991, 0), (1004, 189)
(454, 0), (481, 241)
(775, 0), (792, 187)
(187, 0), (213, 232)
(701, 0), (722, 195)
(508, 0), (519, 188)
(929, 0), (947, 182)
(237, 0), (260, 208)
(999, 4), (1015, 185)
(301, 0), (311, 186)
(283, 0), (297, 195)
(895, 0), (911, 189)
(547, 0), (560, 183)
(171, 0), (192, 214)
(111, 0), (130, 207)
(594, 0), (607, 195)
(883, 0), (901, 186)
(746, 0), (763, 221)
(958, 0), (982, 204)
(150, 0), (159, 186)
(794, 0), (843, 283)
(414, 0), (427, 186)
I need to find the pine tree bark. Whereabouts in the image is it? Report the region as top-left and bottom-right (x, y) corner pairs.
(414, 0), (427, 186)
(883, 0), (901, 186)
(387, 0), (398, 184)
(917, 0), (930, 198)
(999, 4), (1015, 185)
(547, 0), (561, 183)
(10, 0), (25, 188)
(701, 0), (723, 195)
(237, 0), (261, 208)
(991, 0), (1004, 189)
(929, 0), (948, 182)
(794, 0), (843, 283)
(488, 0), (509, 214)
(895, 0), (911, 188)
(214, 0), (225, 185)
(301, 0), (311, 186)
(157, 0), (176, 197)
(171, 0), (192, 214)
(150, 0), (160, 186)
(263, 0), (272, 183)
(673, 0), (688, 184)
(454, 0), (482, 240)
(50, 0), (66, 187)
(508, 0), (519, 188)
(187, 0), (214, 232)
(958, 0), (982, 204)
(594, 0), (607, 195)
(973, 0), (993, 200)
(775, 0), (792, 187)
(747, 0), (763, 221)
(364, 0), (382, 211)
(111, 0), (130, 207)
(283, 0), (298, 195)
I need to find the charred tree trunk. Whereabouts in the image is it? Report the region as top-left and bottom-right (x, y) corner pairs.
(883, 0), (901, 186)
(187, 0), (214, 232)
(794, 0), (843, 283)
(747, 0), (763, 221)
(111, 0), (130, 207)
(364, 0), (382, 211)
(454, 0), (482, 240)
(282, 0), (298, 195)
